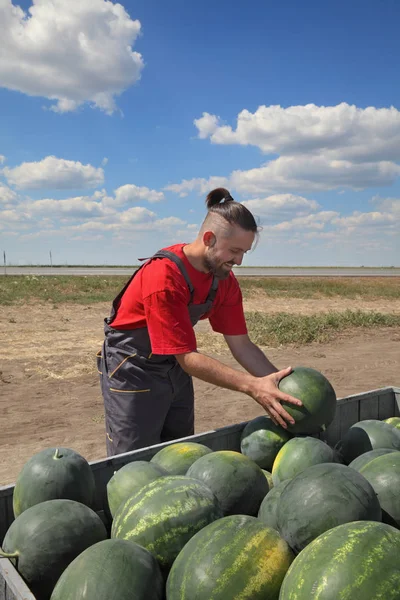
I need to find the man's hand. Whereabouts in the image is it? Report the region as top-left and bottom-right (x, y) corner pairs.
(248, 366), (302, 428)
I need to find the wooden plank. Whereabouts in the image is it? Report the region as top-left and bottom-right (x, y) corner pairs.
(378, 391), (396, 420)
(359, 396), (379, 421)
(0, 559), (35, 600)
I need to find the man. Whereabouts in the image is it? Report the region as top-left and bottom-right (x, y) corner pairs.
(97, 187), (302, 456)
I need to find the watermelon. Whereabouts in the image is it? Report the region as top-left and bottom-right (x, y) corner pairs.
(12, 447), (96, 517)
(279, 521), (400, 599)
(262, 469), (274, 489)
(360, 452), (400, 527)
(106, 460), (167, 517)
(276, 463), (382, 553)
(166, 514), (294, 600)
(335, 419), (400, 464)
(186, 450), (269, 516)
(240, 416), (291, 470)
(271, 436), (337, 485)
(384, 417), (400, 429)
(258, 479), (291, 530)
(150, 442), (212, 475)
(349, 448), (398, 472)
(0, 499), (107, 600)
(278, 367), (336, 434)
(111, 475), (223, 574)
(50, 539), (164, 600)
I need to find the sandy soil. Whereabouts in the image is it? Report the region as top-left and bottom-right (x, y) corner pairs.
(0, 296), (399, 485)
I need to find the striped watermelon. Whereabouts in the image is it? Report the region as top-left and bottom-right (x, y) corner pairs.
(279, 521), (400, 599)
(50, 539), (164, 600)
(150, 442), (212, 475)
(166, 515), (294, 600)
(258, 479), (291, 531)
(240, 416), (291, 470)
(271, 436), (337, 485)
(186, 450), (269, 516)
(106, 460), (167, 517)
(276, 463), (382, 553)
(384, 417), (400, 429)
(111, 475), (223, 574)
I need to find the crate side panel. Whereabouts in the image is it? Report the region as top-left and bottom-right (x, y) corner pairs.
(359, 396), (379, 421)
(0, 494), (14, 548)
(339, 401), (360, 439)
(394, 391), (400, 417)
(0, 559), (36, 600)
(378, 392), (396, 420)
(324, 404), (342, 447)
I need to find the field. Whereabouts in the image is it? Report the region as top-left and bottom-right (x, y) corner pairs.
(1, 275), (400, 486)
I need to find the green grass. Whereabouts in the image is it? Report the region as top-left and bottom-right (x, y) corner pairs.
(239, 277), (400, 299)
(0, 274), (399, 305)
(245, 310), (400, 346)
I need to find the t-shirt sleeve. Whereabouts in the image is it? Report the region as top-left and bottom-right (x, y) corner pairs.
(209, 275), (248, 335)
(142, 262), (197, 355)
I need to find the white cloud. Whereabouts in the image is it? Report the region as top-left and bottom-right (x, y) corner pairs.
(163, 176), (230, 197)
(267, 211), (339, 232)
(0, 0), (143, 114)
(372, 195), (400, 215)
(114, 184), (164, 205)
(119, 206), (157, 224)
(28, 196), (105, 218)
(0, 155), (6, 164)
(0, 182), (19, 205)
(3, 156), (104, 190)
(194, 104), (400, 162)
(242, 194), (320, 218)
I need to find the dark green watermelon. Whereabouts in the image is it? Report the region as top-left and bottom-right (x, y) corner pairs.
(1, 499), (107, 600)
(335, 419), (400, 464)
(258, 479), (291, 530)
(111, 475), (223, 574)
(360, 452), (400, 528)
(150, 441), (212, 475)
(50, 539), (164, 600)
(349, 448), (398, 472)
(106, 460), (167, 517)
(279, 521), (400, 599)
(13, 447), (96, 517)
(278, 367), (336, 434)
(240, 416), (291, 470)
(166, 515), (294, 600)
(276, 463), (382, 553)
(271, 436), (337, 485)
(186, 450), (269, 516)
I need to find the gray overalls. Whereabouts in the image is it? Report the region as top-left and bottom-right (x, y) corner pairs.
(97, 249), (219, 456)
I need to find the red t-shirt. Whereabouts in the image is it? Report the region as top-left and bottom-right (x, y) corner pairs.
(111, 243), (247, 354)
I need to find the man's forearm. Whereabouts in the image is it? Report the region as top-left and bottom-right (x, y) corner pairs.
(175, 351), (255, 396)
(229, 340), (278, 377)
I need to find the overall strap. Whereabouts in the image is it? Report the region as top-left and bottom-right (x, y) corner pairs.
(206, 275), (219, 303)
(149, 250), (195, 302)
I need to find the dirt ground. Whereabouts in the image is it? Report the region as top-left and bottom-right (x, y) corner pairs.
(1, 295), (400, 486)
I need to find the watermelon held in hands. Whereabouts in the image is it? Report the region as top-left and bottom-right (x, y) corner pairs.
(166, 515), (294, 600)
(271, 436), (338, 486)
(111, 475), (223, 575)
(186, 450), (269, 516)
(279, 521), (400, 600)
(278, 367), (337, 434)
(50, 539), (164, 600)
(335, 419), (400, 464)
(276, 462), (382, 553)
(106, 460), (167, 517)
(12, 447), (96, 517)
(150, 441), (213, 475)
(0, 499), (107, 600)
(240, 416), (291, 470)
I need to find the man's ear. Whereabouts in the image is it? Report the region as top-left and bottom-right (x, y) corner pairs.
(203, 230), (216, 248)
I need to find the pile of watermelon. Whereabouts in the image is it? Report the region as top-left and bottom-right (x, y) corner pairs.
(1, 366), (400, 599)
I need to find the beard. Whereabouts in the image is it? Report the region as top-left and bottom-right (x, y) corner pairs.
(203, 249), (234, 280)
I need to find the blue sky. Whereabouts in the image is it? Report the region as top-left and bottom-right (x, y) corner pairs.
(0, 0), (399, 265)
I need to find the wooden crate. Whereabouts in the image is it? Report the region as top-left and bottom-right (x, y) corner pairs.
(1, 386), (399, 600)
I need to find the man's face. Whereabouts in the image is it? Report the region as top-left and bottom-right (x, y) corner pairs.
(203, 225), (255, 279)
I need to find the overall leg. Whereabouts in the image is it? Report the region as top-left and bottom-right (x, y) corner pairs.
(161, 362), (195, 443)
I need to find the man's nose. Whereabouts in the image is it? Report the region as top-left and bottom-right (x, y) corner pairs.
(235, 254), (244, 266)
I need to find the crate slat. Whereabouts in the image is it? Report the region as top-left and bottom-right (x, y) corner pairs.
(0, 559), (35, 600)
(359, 396), (379, 421)
(378, 391), (396, 421)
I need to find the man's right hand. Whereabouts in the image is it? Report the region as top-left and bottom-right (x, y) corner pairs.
(249, 366), (302, 429)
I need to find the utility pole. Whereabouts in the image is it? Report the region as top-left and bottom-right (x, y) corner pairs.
(3, 250), (6, 276)
(50, 250), (53, 268)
